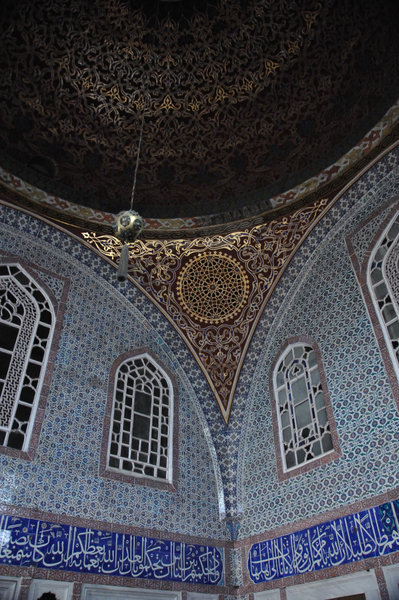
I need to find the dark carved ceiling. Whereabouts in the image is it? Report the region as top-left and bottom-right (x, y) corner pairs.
(0, 0), (398, 220)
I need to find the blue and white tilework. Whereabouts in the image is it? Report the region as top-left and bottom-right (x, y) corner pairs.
(0, 144), (399, 548)
(349, 201), (395, 267)
(228, 547), (243, 587)
(192, 147), (399, 524)
(0, 207), (227, 540)
(0, 514), (224, 585)
(237, 146), (399, 537)
(249, 499), (399, 582)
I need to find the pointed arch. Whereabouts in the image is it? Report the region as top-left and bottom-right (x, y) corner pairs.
(100, 349), (178, 491)
(0, 261), (60, 456)
(347, 199), (399, 408)
(367, 209), (399, 378)
(271, 336), (340, 480)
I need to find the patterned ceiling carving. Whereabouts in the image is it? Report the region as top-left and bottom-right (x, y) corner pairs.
(0, 0), (398, 220)
(82, 197), (330, 421)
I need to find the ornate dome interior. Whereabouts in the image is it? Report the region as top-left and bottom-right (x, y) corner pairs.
(2, 3), (399, 596)
(0, 0), (398, 223)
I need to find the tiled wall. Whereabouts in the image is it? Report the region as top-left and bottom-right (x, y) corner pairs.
(1, 144), (399, 596)
(237, 146), (399, 539)
(0, 205), (227, 541)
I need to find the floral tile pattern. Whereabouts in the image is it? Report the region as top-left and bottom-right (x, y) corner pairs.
(0, 208), (227, 539)
(236, 147), (399, 536)
(0, 145), (398, 556)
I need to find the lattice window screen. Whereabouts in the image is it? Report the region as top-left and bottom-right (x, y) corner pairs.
(108, 354), (173, 482)
(0, 263), (55, 451)
(368, 213), (399, 369)
(274, 343), (333, 471)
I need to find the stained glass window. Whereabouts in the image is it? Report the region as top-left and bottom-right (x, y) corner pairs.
(274, 343), (333, 471)
(107, 353), (173, 482)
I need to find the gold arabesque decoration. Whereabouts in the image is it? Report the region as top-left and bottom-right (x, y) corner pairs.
(82, 197), (330, 422)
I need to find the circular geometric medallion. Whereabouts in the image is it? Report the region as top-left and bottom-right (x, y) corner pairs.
(177, 252), (249, 324)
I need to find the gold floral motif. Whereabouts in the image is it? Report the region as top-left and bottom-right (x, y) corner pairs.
(240, 78), (254, 92)
(287, 40), (301, 55)
(303, 6), (321, 32)
(215, 87), (229, 102)
(188, 98), (202, 112)
(22, 96), (46, 116)
(81, 198), (330, 422)
(81, 75), (94, 90)
(133, 96), (146, 111)
(100, 85), (127, 104)
(158, 95), (179, 111)
(265, 60), (280, 76)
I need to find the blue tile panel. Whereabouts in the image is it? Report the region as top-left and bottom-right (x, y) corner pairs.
(248, 499), (399, 582)
(0, 514), (224, 585)
(1, 145), (399, 539)
(237, 149), (399, 536)
(0, 207), (227, 540)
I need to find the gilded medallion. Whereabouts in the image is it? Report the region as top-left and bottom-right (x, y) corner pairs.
(177, 252), (249, 324)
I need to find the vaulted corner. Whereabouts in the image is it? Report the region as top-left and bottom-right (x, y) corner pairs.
(1, 0), (399, 597)
(80, 197), (330, 421)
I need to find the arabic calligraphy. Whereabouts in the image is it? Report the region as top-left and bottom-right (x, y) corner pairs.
(0, 515), (224, 585)
(248, 499), (399, 582)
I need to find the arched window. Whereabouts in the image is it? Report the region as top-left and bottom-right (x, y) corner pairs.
(273, 342), (333, 472)
(106, 352), (174, 483)
(368, 211), (399, 375)
(0, 263), (55, 451)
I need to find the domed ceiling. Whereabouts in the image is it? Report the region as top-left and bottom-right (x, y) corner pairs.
(0, 0), (398, 220)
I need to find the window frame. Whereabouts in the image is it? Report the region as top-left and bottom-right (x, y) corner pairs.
(0, 576), (21, 600)
(367, 209), (399, 381)
(0, 257), (68, 460)
(99, 348), (178, 491)
(346, 199), (399, 411)
(270, 336), (340, 481)
(27, 579), (73, 600)
(285, 569), (380, 600)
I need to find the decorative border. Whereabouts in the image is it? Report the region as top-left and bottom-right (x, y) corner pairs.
(269, 100), (399, 210)
(0, 568), (225, 600)
(248, 498), (399, 584)
(0, 514), (224, 587)
(0, 505), (230, 551)
(0, 253), (70, 461)
(99, 348), (179, 492)
(238, 489), (399, 595)
(0, 101), (397, 236)
(0, 488), (399, 600)
(269, 336), (341, 481)
(0, 544), (395, 599)
(346, 198), (399, 413)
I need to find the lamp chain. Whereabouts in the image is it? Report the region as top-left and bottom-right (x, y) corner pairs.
(130, 112), (145, 211)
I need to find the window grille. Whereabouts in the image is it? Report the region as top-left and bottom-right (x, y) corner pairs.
(107, 353), (173, 482)
(274, 343), (333, 471)
(368, 212), (399, 372)
(0, 263), (55, 451)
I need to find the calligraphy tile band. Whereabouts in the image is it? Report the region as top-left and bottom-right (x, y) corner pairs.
(248, 499), (399, 582)
(0, 515), (224, 586)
